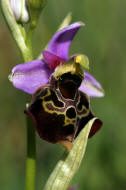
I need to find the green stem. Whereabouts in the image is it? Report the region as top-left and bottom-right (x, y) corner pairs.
(21, 42), (36, 190)
(19, 40), (36, 190)
(22, 34), (36, 190)
(26, 28), (34, 54)
(25, 115), (36, 190)
(1, 1), (36, 189)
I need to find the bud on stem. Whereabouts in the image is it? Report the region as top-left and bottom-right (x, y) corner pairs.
(28, 0), (47, 28)
(10, 0), (29, 23)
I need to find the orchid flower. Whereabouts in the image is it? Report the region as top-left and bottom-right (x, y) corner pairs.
(10, 22), (104, 98)
(10, 22), (104, 150)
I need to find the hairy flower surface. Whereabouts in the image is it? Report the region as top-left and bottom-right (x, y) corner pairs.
(10, 22), (104, 149)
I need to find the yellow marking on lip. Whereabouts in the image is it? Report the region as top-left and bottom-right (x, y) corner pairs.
(41, 89), (66, 116)
(77, 105), (89, 116)
(64, 118), (76, 126)
(40, 88), (90, 128)
(42, 101), (76, 127)
(76, 92), (90, 117)
(40, 88), (51, 100)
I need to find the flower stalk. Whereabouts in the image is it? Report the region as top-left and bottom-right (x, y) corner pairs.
(26, 116), (36, 190)
(1, 1), (36, 190)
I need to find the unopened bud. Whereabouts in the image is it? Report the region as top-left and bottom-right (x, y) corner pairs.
(28, 0), (47, 28)
(10, 0), (29, 23)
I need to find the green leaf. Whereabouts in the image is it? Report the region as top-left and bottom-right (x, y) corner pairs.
(58, 12), (72, 31)
(43, 118), (97, 190)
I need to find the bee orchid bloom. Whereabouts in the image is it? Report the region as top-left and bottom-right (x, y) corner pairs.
(11, 22), (104, 97)
(10, 22), (104, 150)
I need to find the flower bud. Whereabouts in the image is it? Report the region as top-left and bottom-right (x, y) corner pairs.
(28, 0), (46, 9)
(28, 0), (47, 28)
(10, 0), (29, 23)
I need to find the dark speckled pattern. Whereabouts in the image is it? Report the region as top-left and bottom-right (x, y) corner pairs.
(26, 73), (102, 144)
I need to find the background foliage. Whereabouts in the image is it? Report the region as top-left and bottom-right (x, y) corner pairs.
(0, 0), (126, 189)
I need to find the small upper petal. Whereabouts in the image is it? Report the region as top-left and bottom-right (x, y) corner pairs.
(10, 59), (51, 94)
(47, 22), (85, 60)
(42, 50), (62, 70)
(79, 72), (104, 98)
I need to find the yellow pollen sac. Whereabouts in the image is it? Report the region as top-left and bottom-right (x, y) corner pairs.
(74, 55), (82, 64)
(74, 54), (89, 70)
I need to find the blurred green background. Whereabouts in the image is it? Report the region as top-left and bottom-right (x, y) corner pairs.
(0, 0), (126, 189)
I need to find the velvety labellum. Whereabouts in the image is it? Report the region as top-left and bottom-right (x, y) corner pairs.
(25, 71), (102, 150)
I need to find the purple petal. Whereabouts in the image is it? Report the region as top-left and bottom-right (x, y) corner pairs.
(48, 22), (85, 60)
(42, 50), (62, 70)
(79, 72), (104, 98)
(10, 60), (51, 94)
